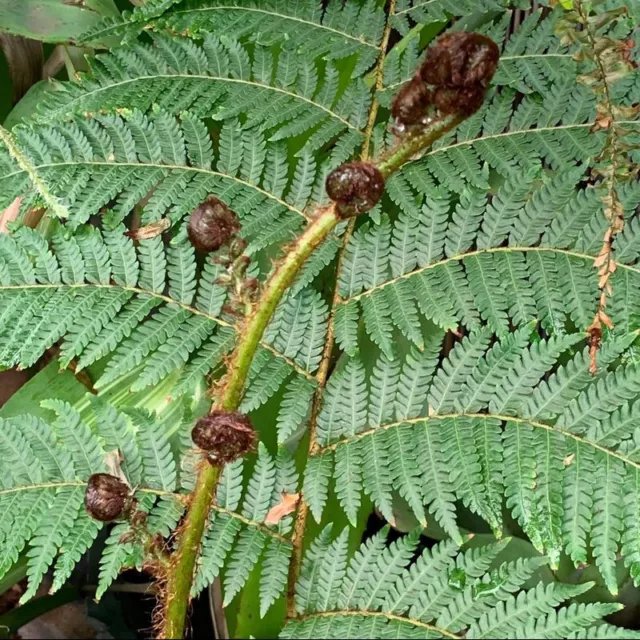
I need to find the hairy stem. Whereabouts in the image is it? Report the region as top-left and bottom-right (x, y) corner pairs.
(573, 0), (629, 373)
(161, 207), (340, 638)
(163, 464), (221, 639)
(218, 208), (342, 410)
(377, 113), (464, 178)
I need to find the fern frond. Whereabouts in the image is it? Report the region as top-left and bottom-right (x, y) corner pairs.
(80, 1), (384, 79)
(303, 338), (640, 586)
(284, 530), (616, 640)
(0, 228), (318, 392)
(3, 399), (296, 614)
(330, 3), (640, 354)
(193, 447), (296, 609)
(0, 402), (184, 600)
(335, 172), (640, 350)
(0, 109), (321, 241)
(24, 29), (370, 161)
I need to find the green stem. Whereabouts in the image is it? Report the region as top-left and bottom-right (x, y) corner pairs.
(219, 208), (342, 410)
(377, 113), (464, 178)
(162, 464), (221, 639)
(160, 112), (472, 639)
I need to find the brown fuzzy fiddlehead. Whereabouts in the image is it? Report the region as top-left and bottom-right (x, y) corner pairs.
(419, 32), (500, 88)
(391, 31), (500, 125)
(325, 161), (385, 217)
(85, 473), (130, 522)
(187, 196), (241, 253)
(391, 77), (433, 125)
(192, 410), (257, 465)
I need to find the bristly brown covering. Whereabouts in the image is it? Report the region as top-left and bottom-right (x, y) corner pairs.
(85, 473), (130, 522)
(391, 77), (433, 125)
(192, 410), (256, 465)
(419, 32), (500, 88)
(325, 161), (385, 217)
(392, 31), (501, 117)
(432, 84), (487, 115)
(187, 196), (240, 253)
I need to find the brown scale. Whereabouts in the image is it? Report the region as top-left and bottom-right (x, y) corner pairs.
(391, 77), (433, 126)
(419, 32), (500, 89)
(85, 473), (130, 522)
(192, 410), (256, 465)
(187, 196), (241, 253)
(432, 84), (488, 116)
(325, 161), (385, 218)
(391, 32), (500, 126)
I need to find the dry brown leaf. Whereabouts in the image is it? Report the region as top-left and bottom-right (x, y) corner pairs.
(264, 492), (300, 525)
(125, 218), (171, 240)
(593, 251), (608, 268)
(0, 196), (22, 233)
(600, 310), (614, 329)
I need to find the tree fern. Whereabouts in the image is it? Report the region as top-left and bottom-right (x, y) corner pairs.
(0, 0), (639, 637)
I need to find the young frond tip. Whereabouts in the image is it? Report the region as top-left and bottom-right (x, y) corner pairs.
(325, 162), (385, 218)
(421, 32), (499, 116)
(391, 78), (433, 126)
(191, 410), (256, 465)
(392, 32), (500, 127)
(85, 473), (131, 522)
(187, 196), (240, 253)
(420, 32), (500, 89)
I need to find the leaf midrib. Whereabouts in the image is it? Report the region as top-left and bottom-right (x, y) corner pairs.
(83, 5), (381, 50)
(37, 74), (359, 130)
(315, 412), (640, 473)
(293, 610), (459, 639)
(0, 481), (290, 543)
(0, 159), (309, 220)
(340, 245), (640, 304)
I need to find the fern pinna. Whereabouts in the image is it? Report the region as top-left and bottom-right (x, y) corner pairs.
(0, 0), (639, 638)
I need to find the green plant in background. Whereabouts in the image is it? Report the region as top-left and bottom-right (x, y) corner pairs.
(0, 0), (639, 638)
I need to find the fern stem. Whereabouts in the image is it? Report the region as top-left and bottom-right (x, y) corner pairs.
(377, 113), (464, 178)
(162, 464), (221, 639)
(160, 207), (340, 638)
(572, 0), (629, 372)
(219, 208), (342, 410)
